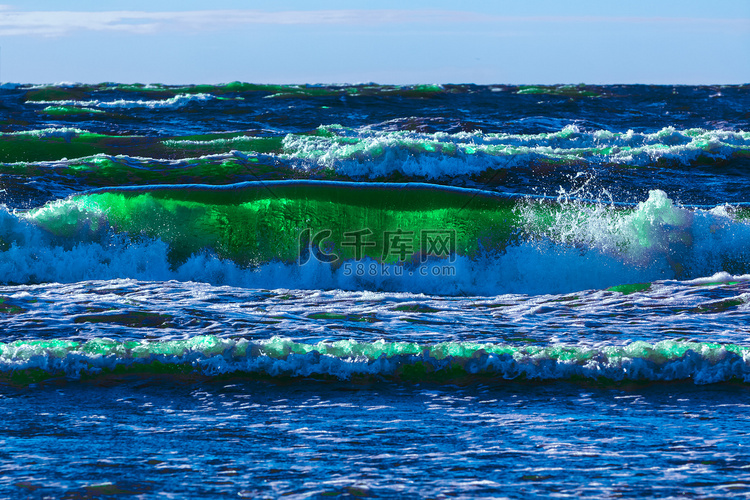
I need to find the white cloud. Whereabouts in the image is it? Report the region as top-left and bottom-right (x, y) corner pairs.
(0, 9), (746, 37)
(0, 9), (477, 36)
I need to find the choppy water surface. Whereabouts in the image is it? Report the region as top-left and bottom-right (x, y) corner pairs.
(4, 381), (750, 498)
(1, 82), (749, 498)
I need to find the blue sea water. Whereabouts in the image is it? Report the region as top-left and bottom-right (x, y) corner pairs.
(0, 82), (750, 498)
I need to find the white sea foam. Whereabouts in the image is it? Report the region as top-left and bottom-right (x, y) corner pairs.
(280, 126), (750, 178)
(30, 93), (215, 110)
(1, 336), (748, 384)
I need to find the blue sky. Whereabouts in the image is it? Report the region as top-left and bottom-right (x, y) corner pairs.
(0, 0), (748, 85)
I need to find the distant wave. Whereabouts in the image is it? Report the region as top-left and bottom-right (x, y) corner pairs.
(30, 93), (215, 110)
(278, 125), (750, 178)
(3, 126), (746, 171)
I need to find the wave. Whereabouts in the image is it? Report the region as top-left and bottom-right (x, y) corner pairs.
(0, 182), (748, 294)
(2, 336), (749, 386)
(0, 154), (299, 199)
(3, 125), (746, 171)
(41, 106), (105, 116)
(0, 129), (145, 163)
(279, 125), (750, 178)
(19, 82), (484, 102)
(29, 93), (216, 110)
(17, 82), (745, 103)
(0, 129), (283, 164)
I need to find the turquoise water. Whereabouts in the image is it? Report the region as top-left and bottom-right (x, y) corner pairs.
(1, 83), (750, 497)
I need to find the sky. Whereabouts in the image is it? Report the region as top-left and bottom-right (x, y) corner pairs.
(0, 0), (748, 85)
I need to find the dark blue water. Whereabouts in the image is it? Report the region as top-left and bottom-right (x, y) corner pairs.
(3, 380), (750, 498)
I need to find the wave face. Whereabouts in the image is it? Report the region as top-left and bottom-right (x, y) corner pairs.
(0, 182), (746, 295)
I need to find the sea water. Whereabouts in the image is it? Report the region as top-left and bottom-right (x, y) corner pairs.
(0, 83), (749, 498)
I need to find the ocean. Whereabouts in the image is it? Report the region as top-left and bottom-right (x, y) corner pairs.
(1, 82), (749, 498)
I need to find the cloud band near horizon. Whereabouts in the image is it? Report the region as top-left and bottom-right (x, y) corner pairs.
(0, 8), (746, 37)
